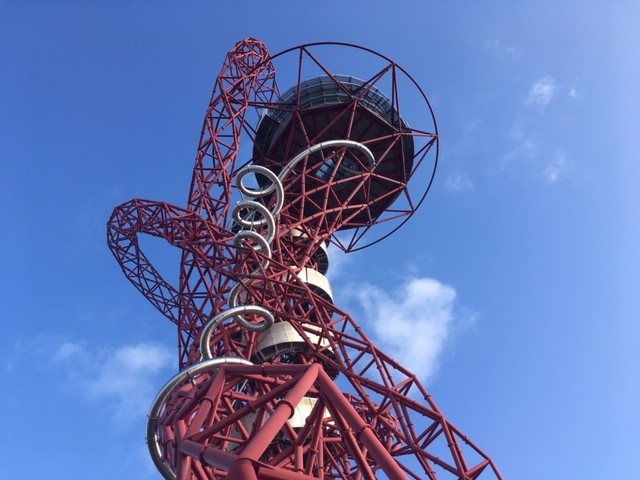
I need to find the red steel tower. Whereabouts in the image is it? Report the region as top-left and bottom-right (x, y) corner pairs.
(107, 38), (503, 480)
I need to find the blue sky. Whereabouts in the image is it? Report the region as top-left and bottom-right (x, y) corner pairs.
(2, 1), (639, 478)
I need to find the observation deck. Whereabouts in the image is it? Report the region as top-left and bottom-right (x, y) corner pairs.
(253, 75), (414, 230)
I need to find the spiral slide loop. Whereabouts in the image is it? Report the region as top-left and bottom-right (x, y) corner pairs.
(147, 357), (254, 480)
(207, 141), (374, 336)
(225, 165), (284, 331)
(148, 141), (374, 479)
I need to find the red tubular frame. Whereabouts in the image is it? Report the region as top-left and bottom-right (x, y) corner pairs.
(107, 38), (503, 480)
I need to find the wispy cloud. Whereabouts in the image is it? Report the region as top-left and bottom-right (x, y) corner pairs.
(567, 77), (580, 98)
(543, 148), (572, 183)
(354, 277), (460, 382)
(484, 39), (522, 60)
(526, 75), (558, 108)
(326, 241), (352, 282)
(51, 340), (86, 363)
(501, 136), (537, 169)
(445, 172), (474, 192)
(50, 339), (174, 424)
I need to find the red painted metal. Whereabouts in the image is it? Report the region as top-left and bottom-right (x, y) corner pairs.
(107, 38), (503, 479)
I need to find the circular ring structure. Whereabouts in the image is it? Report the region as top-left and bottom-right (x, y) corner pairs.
(200, 305), (275, 359)
(236, 165), (284, 216)
(147, 357), (255, 480)
(232, 200), (276, 242)
(227, 283), (275, 331)
(278, 139), (375, 181)
(247, 42), (439, 251)
(233, 229), (271, 269)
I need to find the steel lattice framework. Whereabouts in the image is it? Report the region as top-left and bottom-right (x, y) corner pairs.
(107, 38), (503, 480)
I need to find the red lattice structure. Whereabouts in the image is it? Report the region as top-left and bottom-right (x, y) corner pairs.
(107, 38), (503, 480)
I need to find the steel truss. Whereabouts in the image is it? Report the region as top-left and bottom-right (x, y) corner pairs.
(107, 38), (503, 480)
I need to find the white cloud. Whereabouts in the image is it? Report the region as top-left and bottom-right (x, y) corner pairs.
(484, 39), (522, 59)
(445, 173), (474, 192)
(568, 78), (579, 98)
(526, 75), (558, 107)
(51, 340), (86, 363)
(501, 137), (537, 169)
(543, 148), (572, 183)
(51, 339), (174, 424)
(354, 277), (458, 382)
(87, 343), (173, 401)
(499, 117), (538, 168)
(326, 240), (351, 282)
(325, 231), (369, 283)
